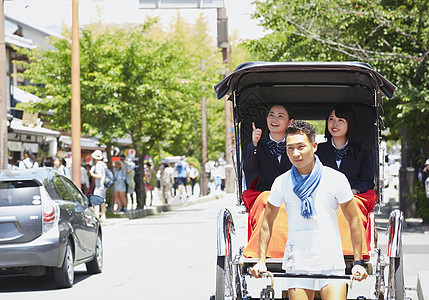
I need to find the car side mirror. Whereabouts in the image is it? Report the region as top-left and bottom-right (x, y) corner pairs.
(88, 194), (105, 207)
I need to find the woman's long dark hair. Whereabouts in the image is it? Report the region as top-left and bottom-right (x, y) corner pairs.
(324, 103), (366, 158)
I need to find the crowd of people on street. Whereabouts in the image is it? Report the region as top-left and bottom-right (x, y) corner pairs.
(6, 148), (231, 221)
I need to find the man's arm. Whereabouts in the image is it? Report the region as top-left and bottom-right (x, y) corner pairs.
(340, 199), (368, 281)
(250, 202), (280, 278)
(90, 166), (101, 179)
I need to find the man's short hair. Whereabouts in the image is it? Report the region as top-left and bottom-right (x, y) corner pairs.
(286, 120), (316, 143)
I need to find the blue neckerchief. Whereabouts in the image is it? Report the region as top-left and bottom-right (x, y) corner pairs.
(291, 155), (322, 219)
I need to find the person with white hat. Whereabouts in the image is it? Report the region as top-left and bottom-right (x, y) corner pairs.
(89, 150), (107, 221)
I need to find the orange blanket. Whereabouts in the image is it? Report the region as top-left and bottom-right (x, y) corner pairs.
(243, 190), (376, 260)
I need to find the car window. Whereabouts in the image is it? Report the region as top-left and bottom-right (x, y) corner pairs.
(0, 180), (41, 207)
(52, 175), (72, 201)
(44, 178), (61, 200)
(60, 177), (87, 206)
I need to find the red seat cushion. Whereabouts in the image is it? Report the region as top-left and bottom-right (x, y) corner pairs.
(243, 190), (377, 260)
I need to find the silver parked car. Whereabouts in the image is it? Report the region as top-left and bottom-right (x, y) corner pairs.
(0, 167), (104, 288)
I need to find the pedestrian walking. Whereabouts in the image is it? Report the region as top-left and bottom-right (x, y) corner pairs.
(53, 158), (72, 179)
(81, 164), (90, 194)
(114, 160), (128, 212)
(144, 163), (156, 206)
(89, 150), (107, 221)
(211, 161), (222, 192)
(85, 164), (95, 196)
(19, 151), (38, 169)
(205, 160), (214, 192)
(161, 162), (175, 203)
(219, 161), (226, 191)
(125, 158), (136, 208)
(189, 162), (199, 195)
(174, 156), (189, 201)
(423, 159), (429, 199)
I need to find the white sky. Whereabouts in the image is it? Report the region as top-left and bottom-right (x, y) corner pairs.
(4, 0), (267, 41)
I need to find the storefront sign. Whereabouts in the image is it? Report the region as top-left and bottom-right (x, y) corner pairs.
(7, 141), (22, 152)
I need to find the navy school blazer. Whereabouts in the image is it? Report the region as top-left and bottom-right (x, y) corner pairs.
(316, 141), (375, 193)
(244, 138), (292, 192)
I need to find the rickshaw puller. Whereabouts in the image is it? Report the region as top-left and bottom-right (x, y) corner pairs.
(251, 120), (368, 300)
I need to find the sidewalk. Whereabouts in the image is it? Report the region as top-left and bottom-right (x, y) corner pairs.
(103, 185), (225, 225)
(374, 200), (429, 233)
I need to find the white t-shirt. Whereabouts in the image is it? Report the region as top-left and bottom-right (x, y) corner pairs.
(268, 166), (353, 272)
(19, 158), (39, 169)
(92, 161), (106, 190)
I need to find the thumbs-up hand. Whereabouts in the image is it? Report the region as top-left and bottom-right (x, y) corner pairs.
(252, 122), (262, 147)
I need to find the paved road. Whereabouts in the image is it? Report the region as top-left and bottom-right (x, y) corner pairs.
(0, 194), (236, 300)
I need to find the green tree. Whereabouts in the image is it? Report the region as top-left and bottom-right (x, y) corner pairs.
(15, 17), (233, 205)
(243, 0), (429, 218)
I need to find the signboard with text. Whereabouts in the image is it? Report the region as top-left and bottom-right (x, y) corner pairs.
(139, 0), (223, 9)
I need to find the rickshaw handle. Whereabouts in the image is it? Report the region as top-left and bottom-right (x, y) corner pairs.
(257, 271), (351, 280)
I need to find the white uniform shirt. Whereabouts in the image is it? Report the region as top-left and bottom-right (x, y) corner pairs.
(268, 166), (353, 272)
(189, 167), (199, 179)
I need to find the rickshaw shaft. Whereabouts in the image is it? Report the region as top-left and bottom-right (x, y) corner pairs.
(256, 272), (351, 280)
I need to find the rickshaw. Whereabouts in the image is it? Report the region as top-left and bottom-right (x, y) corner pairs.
(212, 62), (405, 300)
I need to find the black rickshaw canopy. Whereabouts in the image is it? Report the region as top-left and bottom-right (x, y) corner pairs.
(214, 61), (396, 108)
(213, 61), (396, 193)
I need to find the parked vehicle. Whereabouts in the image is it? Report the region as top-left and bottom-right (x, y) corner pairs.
(213, 62), (404, 299)
(0, 167), (104, 288)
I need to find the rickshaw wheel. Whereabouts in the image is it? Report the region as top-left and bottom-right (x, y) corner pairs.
(215, 255), (232, 299)
(388, 250), (405, 300)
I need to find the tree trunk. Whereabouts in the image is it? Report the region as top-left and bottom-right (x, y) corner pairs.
(399, 128), (419, 218)
(136, 151), (146, 209)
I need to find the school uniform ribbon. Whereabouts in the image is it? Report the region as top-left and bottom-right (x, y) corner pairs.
(291, 155), (322, 219)
(267, 140), (286, 157)
(334, 145), (348, 161)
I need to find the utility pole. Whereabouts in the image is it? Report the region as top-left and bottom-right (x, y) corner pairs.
(71, 0), (81, 186)
(0, 0), (7, 170)
(217, 6), (234, 193)
(201, 58), (208, 196)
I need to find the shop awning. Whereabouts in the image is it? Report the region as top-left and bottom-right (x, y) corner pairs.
(9, 117), (60, 137)
(12, 86), (42, 103)
(59, 136), (106, 151)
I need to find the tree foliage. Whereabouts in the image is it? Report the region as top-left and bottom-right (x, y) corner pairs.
(15, 16), (230, 166)
(244, 0), (429, 161)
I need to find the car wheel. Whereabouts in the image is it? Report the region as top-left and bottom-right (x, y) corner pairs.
(86, 233), (103, 274)
(53, 241), (74, 288)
